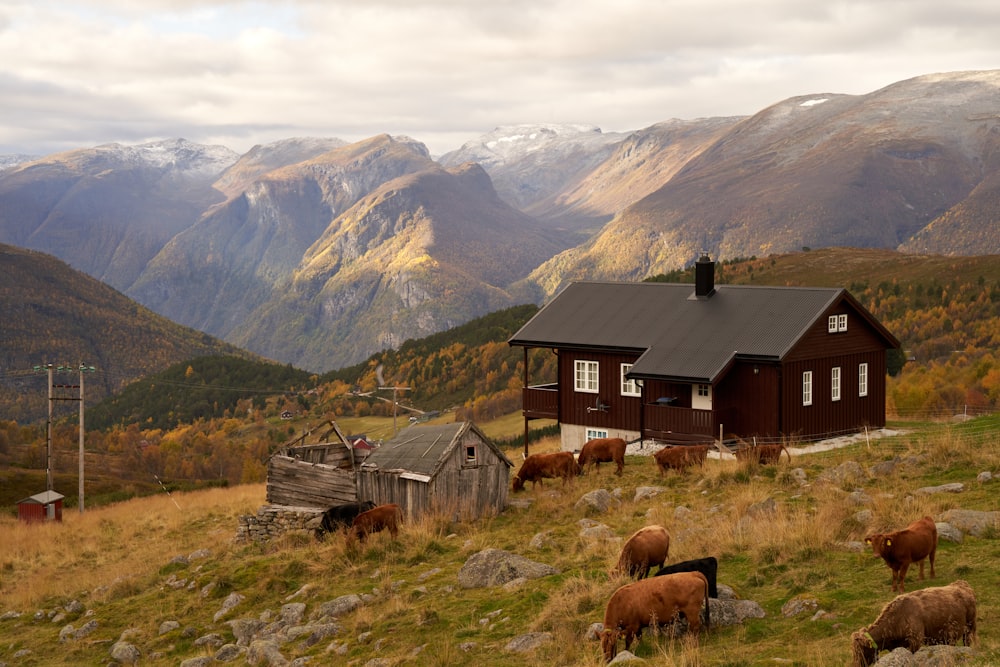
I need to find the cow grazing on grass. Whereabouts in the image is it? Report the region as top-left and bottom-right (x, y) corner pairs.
(350, 503), (403, 543)
(850, 580), (977, 667)
(654, 556), (719, 599)
(734, 442), (790, 465)
(512, 451), (581, 491)
(865, 515), (937, 593)
(315, 501), (376, 538)
(578, 437), (627, 476)
(653, 445), (710, 475)
(615, 525), (670, 579)
(600, 571), (710, 662)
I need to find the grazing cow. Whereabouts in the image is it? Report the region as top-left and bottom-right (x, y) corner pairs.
(653, 445), (710, 475)
(865, 515), (937, 592)
(615, 525), (670, 579)
(654, 556), (719, 599)
(350, 503), (403, 543)
(735, 442), (790, 464)
(512, 451), (581, 491)
(315, 500), (376, 538)
(578, 437), (627, 476)
(850, 580), (977, 667)
(601, 571), (710, 662)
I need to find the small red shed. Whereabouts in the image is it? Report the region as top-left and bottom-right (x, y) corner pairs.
(17, 490), (65, 523)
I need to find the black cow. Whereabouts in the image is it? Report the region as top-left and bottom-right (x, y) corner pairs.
(654, 556), (719, 599)
(315, 501), (376, 538)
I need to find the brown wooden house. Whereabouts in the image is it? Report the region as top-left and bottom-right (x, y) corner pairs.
(508, 256), (900, 451)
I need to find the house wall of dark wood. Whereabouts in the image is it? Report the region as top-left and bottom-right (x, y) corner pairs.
(715, 362), (781, 438)
(780, 302), (891, 437)
(558, 349), (643, 432)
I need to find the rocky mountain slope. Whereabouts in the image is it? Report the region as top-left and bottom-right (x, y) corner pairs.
(1, 70), (999, 371)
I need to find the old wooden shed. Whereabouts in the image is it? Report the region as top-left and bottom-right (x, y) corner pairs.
(356, 421), (513, 522)
(266, 421), (369, 508)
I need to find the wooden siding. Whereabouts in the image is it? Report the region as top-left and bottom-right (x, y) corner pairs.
(355, 430), (509, 522)
(782, 351), (887, 437)
(558, 350), (643, 432)
(715, 362), (781, 438)
(266, 456), (358, 508)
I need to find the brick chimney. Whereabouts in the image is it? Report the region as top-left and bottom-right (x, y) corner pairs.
(694, 253), (715, 299)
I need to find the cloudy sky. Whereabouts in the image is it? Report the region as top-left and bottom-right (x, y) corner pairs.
(2, 0), (998, 157)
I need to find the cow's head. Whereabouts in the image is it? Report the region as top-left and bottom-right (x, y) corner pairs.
(512, 475), (524, 492)
(864, 534), (889, 554)
(850, 629), (878, 666)
(600, 628), (619, 662)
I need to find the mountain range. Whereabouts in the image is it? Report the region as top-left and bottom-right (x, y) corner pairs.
(2, 69), (999, 372)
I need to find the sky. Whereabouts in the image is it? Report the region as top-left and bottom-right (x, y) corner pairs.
(2, 0), (999, 158)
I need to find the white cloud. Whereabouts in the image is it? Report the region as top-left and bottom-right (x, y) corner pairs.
(2, 0), (1000, 156)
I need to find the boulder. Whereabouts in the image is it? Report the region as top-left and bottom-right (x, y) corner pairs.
(458, 549), (559, 588)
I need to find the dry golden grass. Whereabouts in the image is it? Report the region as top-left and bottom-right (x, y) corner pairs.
(0, 484), (264, 610)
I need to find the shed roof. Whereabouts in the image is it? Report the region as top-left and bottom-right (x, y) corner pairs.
(17, 490), (65, 505)
(360, 421), (513, 477)
(508, 281), (898, 382)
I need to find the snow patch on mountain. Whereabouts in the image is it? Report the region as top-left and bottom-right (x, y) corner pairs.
(442, 124), (624, 167)
(91, 138), (240, 176)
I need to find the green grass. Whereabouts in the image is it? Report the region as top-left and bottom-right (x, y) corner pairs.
(1, 418), (998, 665)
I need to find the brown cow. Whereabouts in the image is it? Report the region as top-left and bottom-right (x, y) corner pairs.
(734, 442), (790, 464)
(578, 437), (627, 476)
(512, 451), (581, 491)
(600, 571), (710, 662)
(850, 580), (977, 667)
(350, 503), (403, 543)
(865, 515), (937, 592)
(653, 445), (710, 475)
(615, 525), (670, 579)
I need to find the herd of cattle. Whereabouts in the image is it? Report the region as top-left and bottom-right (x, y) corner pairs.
(312, 437), (977, 664)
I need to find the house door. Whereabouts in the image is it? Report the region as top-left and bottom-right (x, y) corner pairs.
(692, 383), (712, 410)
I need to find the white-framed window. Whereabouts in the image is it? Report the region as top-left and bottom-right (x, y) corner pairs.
(620, 364), (640, 396)
(828, 314), (849, 333)
(859, 362), (869, 397)
(586, 429), (608, 441)
(802, 371), (813, 406)
(831, 366), (841, 402)
(574, 360), (599, 393)
(697, 384), (710, 397)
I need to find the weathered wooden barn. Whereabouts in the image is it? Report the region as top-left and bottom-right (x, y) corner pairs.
(356, 421), (513, 522)
(509, 255), (900, 451)
(16, 490), (64, 523)
(266, 421), (368, 508)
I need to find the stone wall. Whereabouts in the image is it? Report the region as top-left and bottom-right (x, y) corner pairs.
(235, 504), (324, 543)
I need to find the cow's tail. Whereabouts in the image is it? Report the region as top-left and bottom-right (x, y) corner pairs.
(782, 442), (791, 462)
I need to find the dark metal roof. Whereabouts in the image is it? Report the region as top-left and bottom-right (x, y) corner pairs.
(360, 421), (513, 477)
(508, 280), (891, 382)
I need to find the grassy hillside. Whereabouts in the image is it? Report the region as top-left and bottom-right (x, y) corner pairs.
(1, 416), (998, 665)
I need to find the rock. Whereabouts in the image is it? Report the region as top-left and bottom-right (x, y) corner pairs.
(457, 549), (559, 588)
(194, 633), (225, 648)
(709, 599), (767, 626)
(529, 531), (555, 549)
(674, 506), (693, 521)
(180, 658), (214, 667)
(915, 483), (964, 495)
(609, 650), (644, 664)
(937, 509), (1000, 537)
(818, 461), (867, 486)
(280, 602), (306, 626)
(935, 522), (964, 544)
(214, 644), (245, 662)
(585, 622), (604, 640)
(505, 631), (553, 652)
(789, 468), (808, 485)
(848, 490), (872, 505)
(313, 594), (362, 620)
(634, 486), (667, 502)
(781, 596), (819, 617)
(854, 510), (874, 524)
(745, 497), (778, 520)
(575, 489), (621, 513)
(247, 639), (288, 666)
(109, 640), (141, 665)
(59, 624), (76, 642)
(159, 620), (181, 635)
(579, 524), (617, 541)
(873, 644), (976, 665)
(214, 592), (245, 622)
(976, 471), (992, 484)
(64, 600), (84, 614)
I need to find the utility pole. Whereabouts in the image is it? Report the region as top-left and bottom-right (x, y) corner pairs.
(39, 363), (95, 512)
